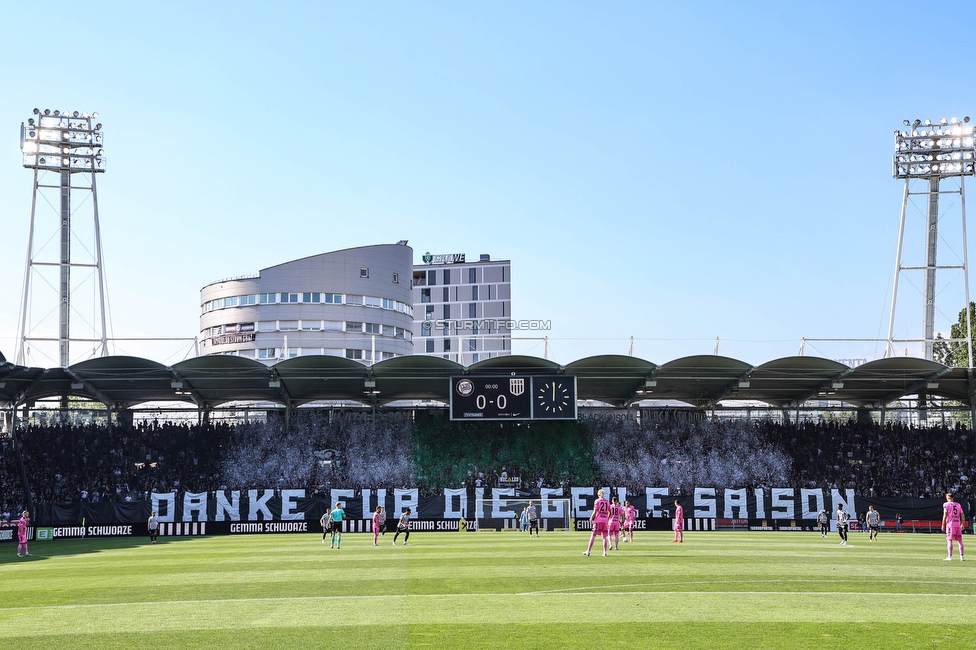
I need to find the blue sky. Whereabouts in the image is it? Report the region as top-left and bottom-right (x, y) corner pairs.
(2, 2), (975, 368)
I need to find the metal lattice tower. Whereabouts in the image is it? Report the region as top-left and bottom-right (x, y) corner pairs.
(16, 108), (108, 368)
(886, 116), (976, 364)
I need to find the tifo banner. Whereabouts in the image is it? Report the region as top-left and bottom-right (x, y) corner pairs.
(31, 487), (960, 535)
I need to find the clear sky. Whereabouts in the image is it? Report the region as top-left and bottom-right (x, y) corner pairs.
(2, 2), (975, 368)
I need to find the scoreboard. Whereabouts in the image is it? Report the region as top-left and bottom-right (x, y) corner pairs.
(450, 375), (577, 421)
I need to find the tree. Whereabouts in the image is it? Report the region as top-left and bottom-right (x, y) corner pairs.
(934, 302), (976, 367)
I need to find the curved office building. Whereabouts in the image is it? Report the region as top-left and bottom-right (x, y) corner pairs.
(199, 243), (414, 364)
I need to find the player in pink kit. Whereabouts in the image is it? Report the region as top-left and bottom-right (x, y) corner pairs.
(16, 510), (31, 557)
(672, 500), (684, 543)
(372, 506), (383, 546)
(622, 500), (637, 543)
(608, 497), (623, 551)
(583, 489), (611, 557)
(942, 492), (967, 561)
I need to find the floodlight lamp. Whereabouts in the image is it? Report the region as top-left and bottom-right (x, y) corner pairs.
(53, 110), (60, 116)
(903, 119), (910, 126)
(95, 123), (101, 130)
(81, 112), (88, 118)
(966, 116), (972, 123)
(924, 119), (931, 126)
(951, 117), (958, 124)
(27, 118), (34, 126)
(941, 118), (948, 125)
(44, 109), (50, 115)
(33, 108), (39, 115)
(72, 111), (78, 117)
(914, 119), (921, 126)
(92, 112), (98, 118)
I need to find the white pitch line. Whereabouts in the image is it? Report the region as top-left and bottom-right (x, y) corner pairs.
(2, 589), (976, 613)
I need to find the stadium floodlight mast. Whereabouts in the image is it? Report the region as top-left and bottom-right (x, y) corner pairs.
(17, 109), (108, 368)
(886, 116), (975, 364)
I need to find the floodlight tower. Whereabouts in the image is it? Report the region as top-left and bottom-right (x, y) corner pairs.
(886, 116), (976, 363)
(17, 108), (108, 368)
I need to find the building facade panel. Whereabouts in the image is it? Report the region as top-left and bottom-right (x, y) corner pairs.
(412, 253), (511, 364)
(200, 244), (414, 364)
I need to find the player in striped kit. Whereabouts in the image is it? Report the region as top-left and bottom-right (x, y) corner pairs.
(866, 505), (881, 542)
(942, 492), (967, 561)
(583, 489), (611, 557)
(836, 504), (850, 546)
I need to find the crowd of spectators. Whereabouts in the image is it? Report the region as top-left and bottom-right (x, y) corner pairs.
(0, 435), (26, 520)
(12, 420), (234, 506)
(592, 418), (793, 494)
(0, 414), (971, 513)
(767, 419), (973, 499)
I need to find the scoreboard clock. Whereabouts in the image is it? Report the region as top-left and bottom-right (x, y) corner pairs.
(450, 375), (577, 421)
(532, 375), (577, 420)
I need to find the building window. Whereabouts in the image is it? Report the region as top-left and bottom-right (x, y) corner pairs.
(360, 268), (369, 278)
(241, 294), (257, 305)
(471, 285), (478, 301)
(259, 293), (275, 304)
(444, 339), (451, 352)
(395, 327), (405, 339)
(426, 339), (434, 353)
(324, 293), (342, 304)
(257, 348), (277, 359)
(365, 323), (380, 334)
(392, 272), (399, 283)
(422, 321), (431, 335)
(468, 339), (478, 351)
(346, 322), (363, 332)
(224, 296), (239, 307)
(365, 296), (381, 308)
(428, 270), (437, 286)
(472, 353), (479, 363)
(469, 303), (477, 318)
(425, 306), (434, 320)
(444, 269), (451, 285)
(279, 320), (299, 331)
(345, 349), (363, 359)
(280, 293), (299, 303)
(443, 287), (449, 302)
(304, 292), (321, 303)
(443, 304), (451, 319)
(468, 268), (477, 283)
(421, 288), (430, 303)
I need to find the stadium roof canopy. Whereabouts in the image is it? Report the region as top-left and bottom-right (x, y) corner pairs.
(0, 352), (972, 411)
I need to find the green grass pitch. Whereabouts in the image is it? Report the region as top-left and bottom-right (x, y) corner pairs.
(0, 529), (973, 649)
